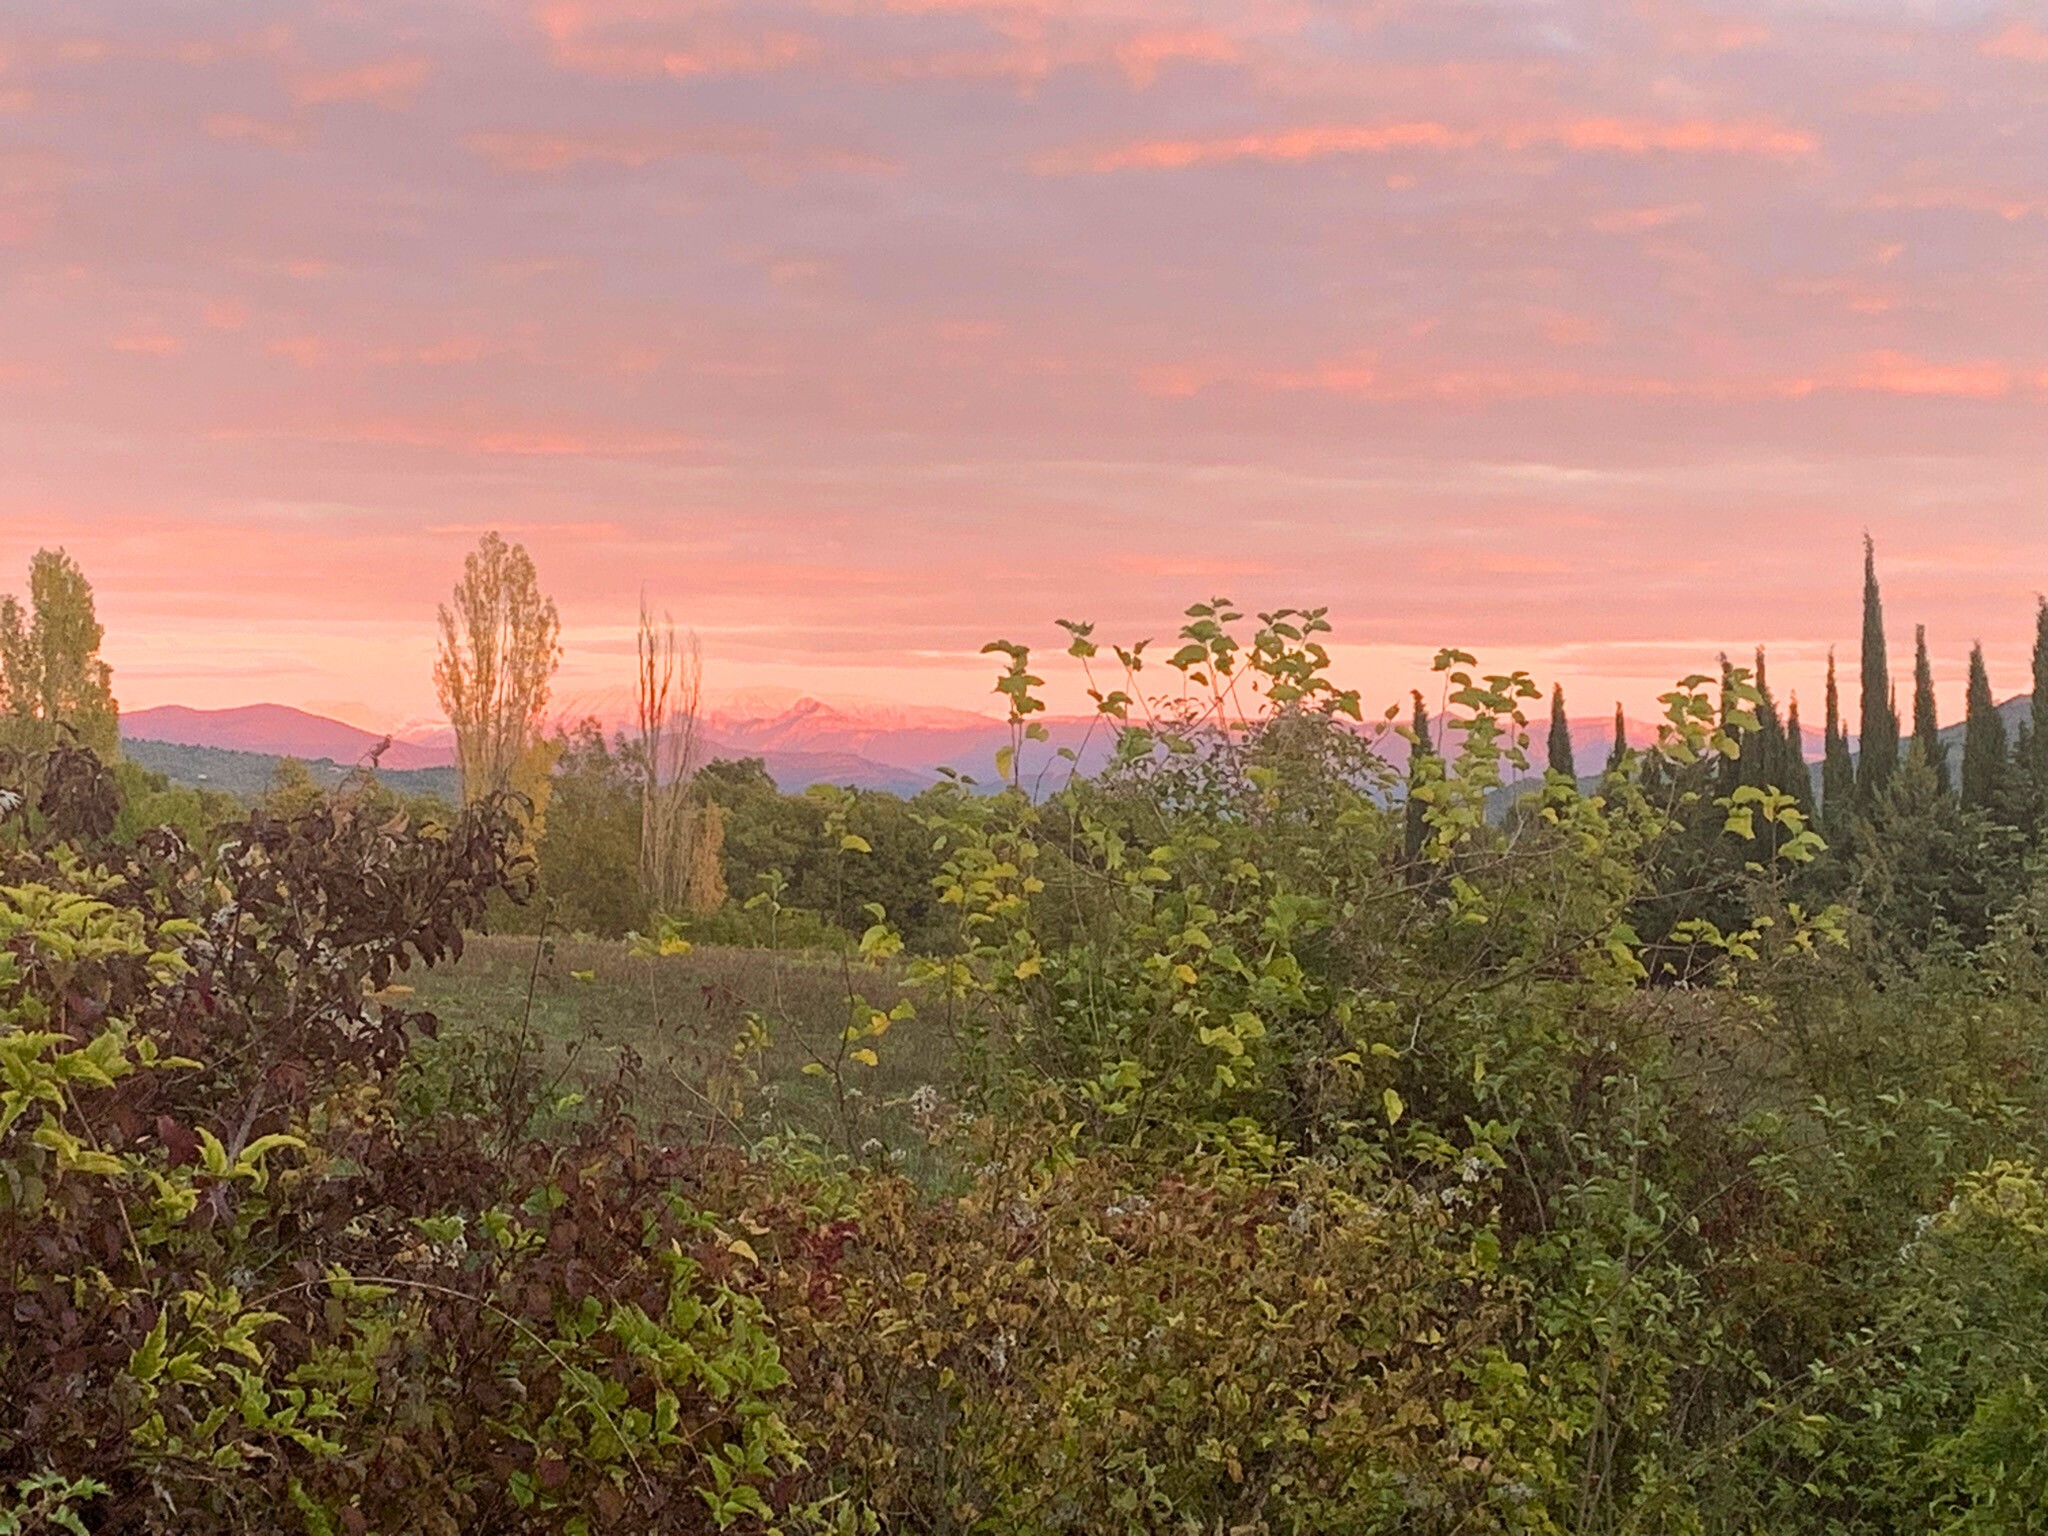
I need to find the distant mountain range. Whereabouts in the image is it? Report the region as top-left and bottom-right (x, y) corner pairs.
(120, 694), (2037, 806)
(121, 698), (1047, 800)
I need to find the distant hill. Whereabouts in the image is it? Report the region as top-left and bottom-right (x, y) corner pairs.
(123, 704), (452, 771)
(123, 738), (459, 802)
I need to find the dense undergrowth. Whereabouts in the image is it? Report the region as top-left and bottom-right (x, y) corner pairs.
(8, 604), (2048, 1534)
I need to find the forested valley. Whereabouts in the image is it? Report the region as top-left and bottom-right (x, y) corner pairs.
(8, 534), (2048, 1534)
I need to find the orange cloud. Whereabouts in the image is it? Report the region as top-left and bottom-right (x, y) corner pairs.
(1867, 187), (2047, 222)
(293, 54), (430, 107)
(1849, 351), (2012, 398)
(1111, 27), (1239, 87)
(534, 3), (818, 78)
(1057, 115), (1815, 173)
(1073, 121), (1474, 172)
(1510, 117), (1815, 158)
(1980, 21), (2048, 62)
(1133, 356), (1833, 405)
(1591, 203), (1703, 232)
(468, 130), (677, 172)
(209, 416), (699, 458)
(466, 128), (892, 178)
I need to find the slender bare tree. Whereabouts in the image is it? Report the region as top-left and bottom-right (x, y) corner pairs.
(636, 597), (707, 912)
(434, 533), (560, 803)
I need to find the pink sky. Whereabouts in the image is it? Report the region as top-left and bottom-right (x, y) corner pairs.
(3, 0), (2046, 734)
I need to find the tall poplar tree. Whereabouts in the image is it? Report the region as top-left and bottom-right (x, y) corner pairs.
(1961, 642), (2008, 813)
(1910, 624), (1949, 793)
(1547, 684), (1576, 782)
(435, 532), (561, 804)
(0, 548), (119, 755)
(1857, 536), (1899, 801)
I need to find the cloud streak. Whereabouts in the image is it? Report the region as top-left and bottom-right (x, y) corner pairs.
(1053, 115), (1820, 173)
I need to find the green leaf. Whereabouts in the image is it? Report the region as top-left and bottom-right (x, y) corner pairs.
(130, 1310), (169, 1384)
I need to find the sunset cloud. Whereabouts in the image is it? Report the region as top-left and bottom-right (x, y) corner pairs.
(465, 128), (892, 178)
(1849, 351), (2014, 398)
(3, 0), (2047, 730)
(293, 54), (430, 107)
(1057, 115), (1817, 173)
(533, 2), (821, 77)
(1980, 21), (2048, 62)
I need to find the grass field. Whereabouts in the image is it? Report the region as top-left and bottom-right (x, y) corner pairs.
(402, 933), (957, 1162)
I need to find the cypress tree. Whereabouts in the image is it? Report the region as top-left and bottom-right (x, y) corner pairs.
(1547, 684), (1576, 782)
(1961, 642), (2008, 812)
(1857, 535), (1899, 800)
(1822, 649), (1855, 831)
(1404, 691), (1434, 863)
(2031, 597), (2048, 782)
(1746, 646), (1786, 789)
(1605, 702), (1628, 777)
(1785, 694), (1813, 814)
(1910, 624), (1949, 792)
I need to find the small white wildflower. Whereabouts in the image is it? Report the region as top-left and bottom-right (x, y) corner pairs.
(859, 1137), (884, 1157)
(1286, 1199), (1315, 1234)
(908, 1084), (940, 1118)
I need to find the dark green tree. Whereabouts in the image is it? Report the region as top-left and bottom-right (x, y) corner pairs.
(1822, 650), (1855, 835)
(1547, 684), (1576, 782)
(1909, 624), (1949, 793)
(2028, 598), (2048, 823)
(1742, 647), (1788, 791)
(1404, 691), (1434, 864)
(1605, 702), (1629, 777)
(1857, 536), (1899, 802)
(1961, 643), (2009, 814)
(1784, 694), (1813, 815)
